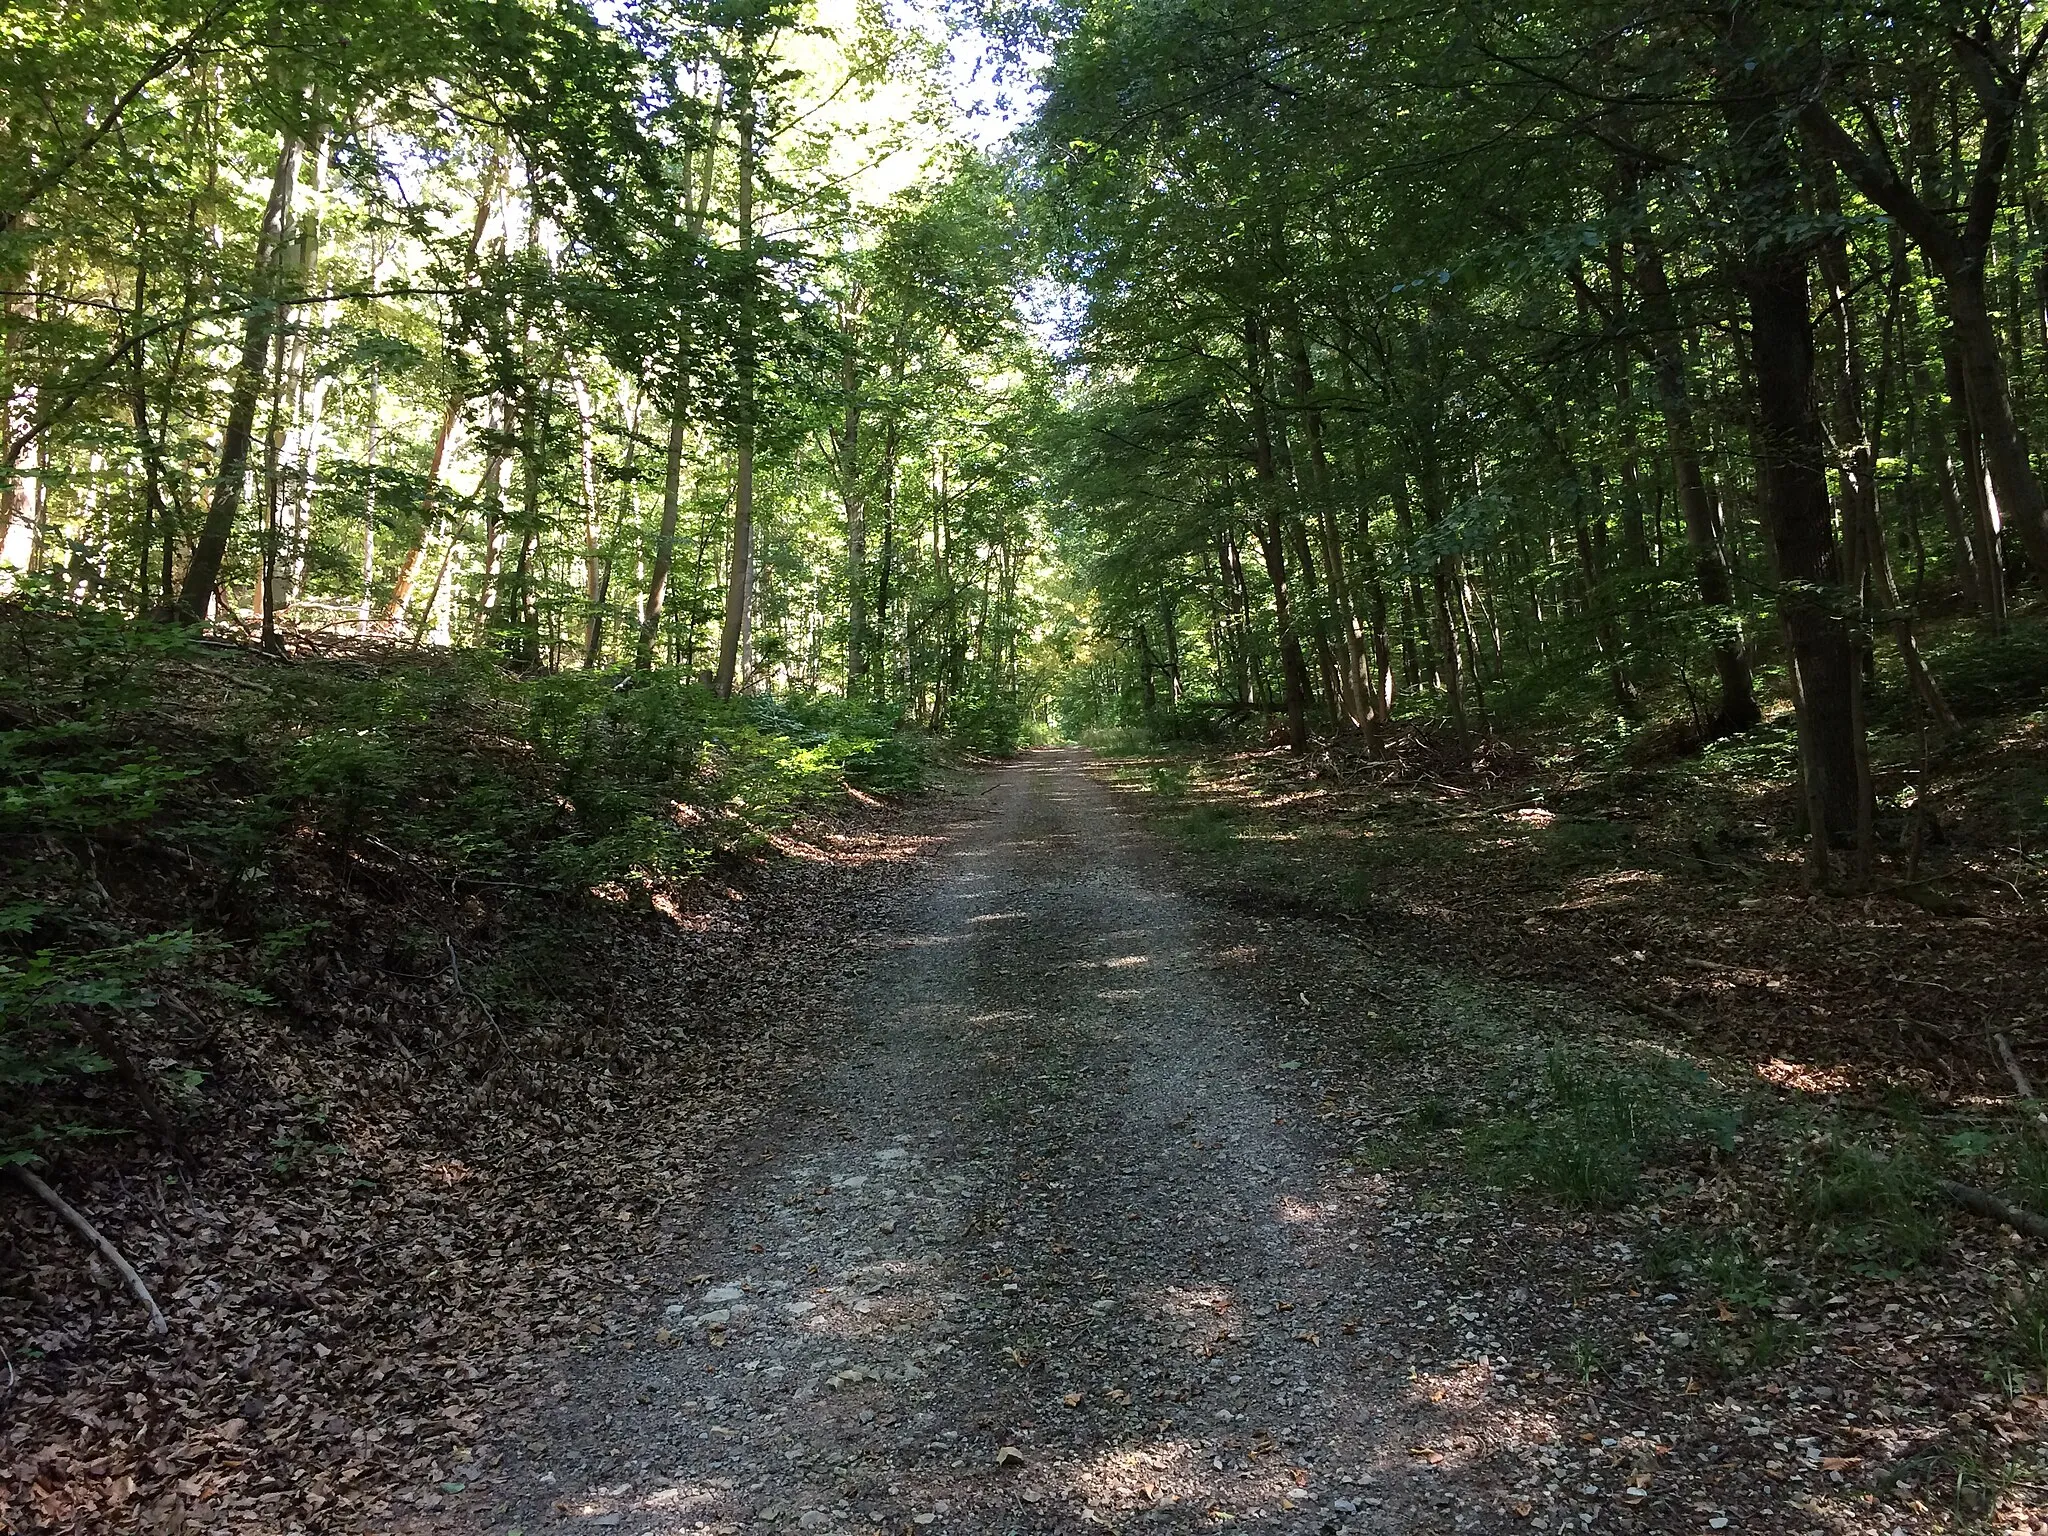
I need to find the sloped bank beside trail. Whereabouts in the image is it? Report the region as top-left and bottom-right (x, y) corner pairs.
(0, 619), (943, 1536)
(3, 814), (932, 1536)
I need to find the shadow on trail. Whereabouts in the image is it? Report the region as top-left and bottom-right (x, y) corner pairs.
(498, 750), (1558, 1536)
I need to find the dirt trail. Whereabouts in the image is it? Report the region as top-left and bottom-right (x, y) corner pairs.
(478, 751), (1549, 1535)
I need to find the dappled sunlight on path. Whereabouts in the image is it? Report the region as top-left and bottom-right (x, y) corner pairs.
(486, 750), (1570, 1536)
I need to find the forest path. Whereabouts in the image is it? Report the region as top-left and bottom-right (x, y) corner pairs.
(487, 750), (1535, 1536)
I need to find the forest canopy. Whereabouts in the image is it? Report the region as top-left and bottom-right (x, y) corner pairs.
(10, 0), (2048, 873)
(1, 0), (1068, 749)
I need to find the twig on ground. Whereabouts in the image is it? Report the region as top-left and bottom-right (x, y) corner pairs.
(9, 1167), (168, 1335)
(1938, 1178), (2048, 1243)
(446, 937), (506, 1049)
(1996, 1030), (2040, 1099)
(1994, 1031), (2048, 1141)
(1625, 994), (1694, 1032)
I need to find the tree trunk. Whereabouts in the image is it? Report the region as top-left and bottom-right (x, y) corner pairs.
(632, 127), (719, 672)
(382, 397), (463, 622)
(1806, 98), (2048, 582)
(173, 131), (301, 621)
(1728, 83), (1865, 864)
(277, 126), (331, 613)
(1631, 235), (1760, 732)
(1410, 443), (1471, 756)
(1938, 324), (2006, 623)
(1243, 314), (1309, 752)
(838, 322), (868, 689)
(1813, 185), (1957, 733)
(506, 386), (547, 670)
(1945, 271), (2048, 579)
(714, 66), (757, 699)
(1571, 483), (1637, 717)
(1388, 465), (1431, 692)
(638, 379), (689, 670)
(1286, 324), (1375, 747)
(125, 261), (173, 615)
(475, 409), (512, 636)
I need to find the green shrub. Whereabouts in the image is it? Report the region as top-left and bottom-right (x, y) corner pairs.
(843, 733), (928, 794)
(1922, 618), (2048, 719)
(1177, 802), (1239, 854)
(0, 925), (210, 1164)
(2004, 1280), (2048, 1392)
(1147, 764), (1190, 801)
(0, 604), (932, 1161)
(948, 689), (1026, 756)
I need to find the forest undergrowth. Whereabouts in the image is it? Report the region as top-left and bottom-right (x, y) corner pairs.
(1095, 615), (2048, 1530)
(0, 602), (939, 1533)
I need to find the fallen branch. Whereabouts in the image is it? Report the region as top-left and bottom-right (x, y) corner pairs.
(10, 1167), (168, 1335)
(1994, 1032), (2048, 1143)
(1938, 1178), (2048, 1243)
(1996, 1031), (2039, 1098)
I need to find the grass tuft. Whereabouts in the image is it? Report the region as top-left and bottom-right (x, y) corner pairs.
(1468, 1047), (1738, 1208)
(1790, 1139), (1946, 1272)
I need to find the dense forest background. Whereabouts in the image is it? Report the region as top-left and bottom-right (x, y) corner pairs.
(2, 0), (1067, 739)
(1021, 0), (2048, 875)
(18, 0), (2048, 874)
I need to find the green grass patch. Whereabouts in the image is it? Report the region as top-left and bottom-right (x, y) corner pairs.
(1468, 1047), (1739, 1208)
(2000, 1280), (2048, 1394)
(1789, 1139), (1947, 1273)
(1176, 802), (1240, 854)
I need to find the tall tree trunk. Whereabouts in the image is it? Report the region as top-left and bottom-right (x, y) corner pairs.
(1806, 97), (2048, 581)
(1243, 314), (1310, 752)
(1631, 234), (1760, 732)
(838, 318), (868, 689)
(126, 262), (173, 615)
(1939, 324), (2006, 622)
(1286, 323), (1376, 747)
(380, 153), (502, 623)
(1219, 525), (1255, 706)
(1730, 80), (1865, 868)
(507, 386), (547, 670)
(634, 126), (720, 672)
(580, 383), (635, 668)
(358, 239), (385, 634)
(1285, 512), (1343, 724)
(382, 397), (464, 623)
(276, 126), (331, 613)
(639, 373), (690, 671)
(172, 131), (301, 621)
(571, 373), (605, 664)
(714, 63), (757, 699)
(1571, 478), (1637, 717)
(1410, 442), (1471, 757)
(1389, 464), (1430, 692)
(475, 407), (512, 635)
(1812, 174), (1957, 732)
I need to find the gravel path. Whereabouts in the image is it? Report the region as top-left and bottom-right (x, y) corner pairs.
(485, 750), (1527, 1536)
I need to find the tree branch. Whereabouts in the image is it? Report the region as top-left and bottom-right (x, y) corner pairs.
(9, 1167), (168, 1335)
(1799, 105), (1964, 274)
(0, 0), (244, 235)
